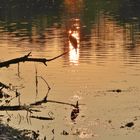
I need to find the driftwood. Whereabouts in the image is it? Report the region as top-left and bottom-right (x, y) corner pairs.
(0, 51), (69, 68)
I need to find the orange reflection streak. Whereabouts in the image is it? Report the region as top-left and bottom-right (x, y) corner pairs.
(68, 28), (80, 65)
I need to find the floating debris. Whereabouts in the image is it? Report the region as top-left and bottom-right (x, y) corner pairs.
(108, 120), (112, 124)
(107, 89), (123, 94)
(30, 115), (54, 120)
(125, 122), (134, 127)
(7, 118), (11, 122)
(71, 101), (79, 121)
(120, 122), (134, 128)
(73, 128), (94, 138)
(61, 130), (69, 135)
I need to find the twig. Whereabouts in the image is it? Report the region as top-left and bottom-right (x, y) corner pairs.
(18, 113), (22, 125)
(17, 63), (20, 78)
(34, 65), (39, 101)
(37, 76), (51, 90)
(37, 76), (51, 99)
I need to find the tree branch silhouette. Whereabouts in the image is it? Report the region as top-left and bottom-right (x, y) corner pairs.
(0, 51), (69, 68)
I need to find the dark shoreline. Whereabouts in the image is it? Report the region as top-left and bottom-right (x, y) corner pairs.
(0, 123), (34, 140)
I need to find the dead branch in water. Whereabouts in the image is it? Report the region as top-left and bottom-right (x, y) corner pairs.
(0, 80), (78, 112)
(0, 98), (78, 112)
(30, 97), (76, 108)
(0, 43), (79, 117)
(0, 51), (69, 68)
(0, 105), (40, 112)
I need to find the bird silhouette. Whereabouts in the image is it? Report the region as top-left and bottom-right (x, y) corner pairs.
(69, 32), (77, 48)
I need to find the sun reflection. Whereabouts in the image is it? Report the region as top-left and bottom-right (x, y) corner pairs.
(68, 20), (80, 65)
(69, 40), (79, 65)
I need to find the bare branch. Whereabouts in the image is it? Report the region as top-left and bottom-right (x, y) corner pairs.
(0, 105), (40, 112)
(30, 98), (77, 108)
(0, 51), (69, 68)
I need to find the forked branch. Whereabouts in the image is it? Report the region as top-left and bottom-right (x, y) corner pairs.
(0, 51), (69, 68)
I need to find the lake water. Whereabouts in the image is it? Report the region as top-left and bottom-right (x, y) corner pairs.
(0, 0), (140, 139)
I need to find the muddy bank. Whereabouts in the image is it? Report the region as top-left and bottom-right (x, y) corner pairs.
(0, 123), (36, 140)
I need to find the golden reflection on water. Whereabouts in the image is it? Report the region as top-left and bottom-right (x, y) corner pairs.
(63, 0), (82, 65)
(69, 43), (79, 65)
(68, 19), (80, 65)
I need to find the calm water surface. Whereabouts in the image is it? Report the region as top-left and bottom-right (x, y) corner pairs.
(0, 0), (140, 139)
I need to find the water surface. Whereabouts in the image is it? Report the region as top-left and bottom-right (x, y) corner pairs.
(0, 0), (140, 139)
